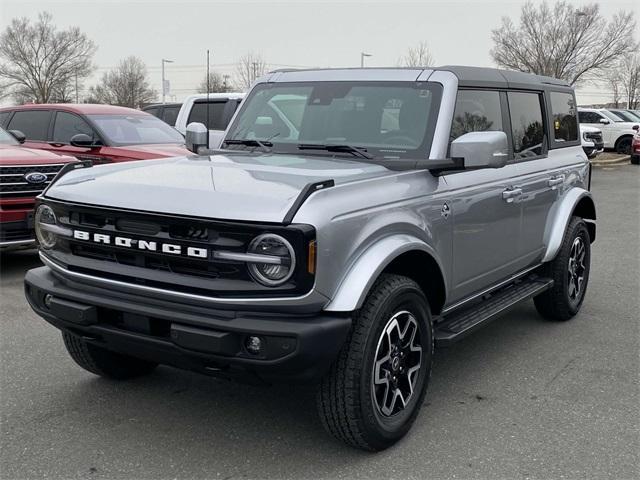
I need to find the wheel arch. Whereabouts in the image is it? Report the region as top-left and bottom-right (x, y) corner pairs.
(614, 134), (633, 152)
(542, 188), (596, 263)
(323, 234), (447, 315)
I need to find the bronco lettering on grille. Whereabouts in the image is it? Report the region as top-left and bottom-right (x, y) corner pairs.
(72, 230), (208, 258)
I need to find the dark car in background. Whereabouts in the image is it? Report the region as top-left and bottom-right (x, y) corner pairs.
(0, 104), (190, 164)
(632, 132), (640, 165)
(142, 102), (182, 127)
(608, 109), (640, 123)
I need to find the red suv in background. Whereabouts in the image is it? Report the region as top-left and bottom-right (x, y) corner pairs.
(0, 104), (189, 164)
(0, 127), (76, 250)
(632, 132), (639, 165)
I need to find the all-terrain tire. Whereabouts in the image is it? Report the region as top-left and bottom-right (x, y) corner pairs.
(316, 274), (434, 451)
(534, 217), (591, 321)
(62, 332), (158, 379)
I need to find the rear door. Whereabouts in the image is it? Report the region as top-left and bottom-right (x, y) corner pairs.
(509, 90), (569, 266)
(6, 110), (52, 150)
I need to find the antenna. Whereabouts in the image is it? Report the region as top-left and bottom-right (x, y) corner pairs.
(206, 49), (211, 149)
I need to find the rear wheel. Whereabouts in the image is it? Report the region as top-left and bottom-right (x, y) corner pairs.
(316, 274), (433, 451)
(62, 332), (158, 379)
(615, 136), (632, 155)
(534, 217), (591, 321)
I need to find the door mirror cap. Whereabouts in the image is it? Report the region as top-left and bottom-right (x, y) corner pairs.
(70, 133), (98, 148)
(599, 118), (610, 125)
(632, 124), (639, 131)
(8, 129), (25, 144)
(185, 122), (209, 153)
(450, 131), (509, 169)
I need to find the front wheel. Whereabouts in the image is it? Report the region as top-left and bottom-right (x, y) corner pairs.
(316, 274), (433, 451)
(534, 217), (591, 321)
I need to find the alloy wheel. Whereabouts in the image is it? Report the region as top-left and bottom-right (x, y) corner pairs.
(371, 310), (423, 417)
(567, 236), (586, 302)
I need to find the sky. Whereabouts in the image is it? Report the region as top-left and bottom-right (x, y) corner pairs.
(1, 0), (639, 104)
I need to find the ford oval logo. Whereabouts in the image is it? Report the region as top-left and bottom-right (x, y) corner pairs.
(24, 172), (48, 184)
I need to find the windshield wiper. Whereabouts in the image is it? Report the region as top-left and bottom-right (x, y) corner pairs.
(298, 143), (374, 160)
(223, 139), (272, 153)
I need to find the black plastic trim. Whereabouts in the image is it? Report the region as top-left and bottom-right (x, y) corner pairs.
(283, 179), (335, 225)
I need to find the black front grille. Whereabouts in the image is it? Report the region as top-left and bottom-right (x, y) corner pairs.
(45, 201), (315, 298)
(0, 164), (65, 198)
(585, 132), (603, 143)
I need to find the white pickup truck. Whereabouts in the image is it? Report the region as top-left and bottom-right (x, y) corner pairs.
(174, 93), (245, 148)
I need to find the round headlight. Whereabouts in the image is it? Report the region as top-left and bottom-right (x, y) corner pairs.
(247, 234), (295, 286)
(34, 204), (57, 249)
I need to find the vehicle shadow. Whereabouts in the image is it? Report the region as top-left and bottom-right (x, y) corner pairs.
(0, 248), (41, 281)
(42, 302), (568, 478)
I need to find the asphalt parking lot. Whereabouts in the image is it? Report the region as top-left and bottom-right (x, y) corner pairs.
(1, 165), (638, 480)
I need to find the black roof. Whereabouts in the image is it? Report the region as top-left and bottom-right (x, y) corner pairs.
(435, 65), (571, 90)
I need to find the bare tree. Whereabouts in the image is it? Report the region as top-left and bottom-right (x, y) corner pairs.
(607, 70), (623, 108)
(491, 1), (637, 85)
(620, 54), (640, 109)
(197, 72), (233, 93)
(399, 41), (435, 68)
(235, 52), (267, 90)
(0, 12), (95, 103)
(89, 56), (156, 108)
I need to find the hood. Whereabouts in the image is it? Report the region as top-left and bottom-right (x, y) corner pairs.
(45, 153), (393, 223)
(119, 144), (191, 158)
(579, 125), (601, 134)
(0, 144), (75, 165)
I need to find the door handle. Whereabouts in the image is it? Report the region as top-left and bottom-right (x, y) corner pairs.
(502, 187), (523, 203)
(548, 175), (565, 189)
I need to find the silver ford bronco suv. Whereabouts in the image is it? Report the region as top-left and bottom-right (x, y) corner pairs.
(25, 66), (595, 451)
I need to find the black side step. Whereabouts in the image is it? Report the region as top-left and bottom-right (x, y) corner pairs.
(434, 276), (553, 346)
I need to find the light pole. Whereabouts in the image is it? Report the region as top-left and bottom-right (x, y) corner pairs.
(161, 58), (174, 104)
(360, 52), (372, 68)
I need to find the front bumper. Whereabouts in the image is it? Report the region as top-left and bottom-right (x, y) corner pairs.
(0, 218), (35, 249)
(25, 266), (351, 383)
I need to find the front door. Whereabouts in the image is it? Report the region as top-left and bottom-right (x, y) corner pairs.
(43, 111), (111, 164)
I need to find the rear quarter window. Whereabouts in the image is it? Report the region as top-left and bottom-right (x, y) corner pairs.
(550, 92), (578, 142)
(188, 101), (227, 130)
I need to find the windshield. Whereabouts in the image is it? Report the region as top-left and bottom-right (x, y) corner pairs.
(89, 114), (185, 146)
(603, 110), (626, 122)
(612, 110), (640, 122)
(225, 81), (442, 160)
(0, 127), (19, 145)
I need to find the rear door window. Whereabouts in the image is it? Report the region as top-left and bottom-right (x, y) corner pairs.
(507, 92), (545, 159)
(188, 101), (227, 130)
(0, 111), (12, 128)
(7, 110), (52, 141)
(144, 106), (160, 118)
(52, 112), (97, 144)
(162, 106), (180, 126)
(549, 92), (578, 142)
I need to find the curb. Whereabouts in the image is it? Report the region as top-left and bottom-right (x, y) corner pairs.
(590, 156), (631, 167)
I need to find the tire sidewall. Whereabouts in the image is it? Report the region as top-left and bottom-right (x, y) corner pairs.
(358, 283), (433, 448)
(562, 220), (591, 315)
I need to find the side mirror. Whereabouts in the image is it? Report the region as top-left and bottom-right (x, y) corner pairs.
(632, 125), (639, 131)
(185, 122), (209, 153)
(70, 133), (98, 148)
(599, 118), (610, 125)
(8, 129), (25, 144)
(450, 131), (509, 169)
